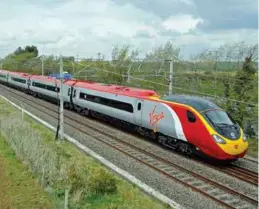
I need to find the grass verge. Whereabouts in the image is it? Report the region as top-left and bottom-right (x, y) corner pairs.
(247, 138), (258, 158)
(0, 98), (170, 209)
(0, 134), (56, 209)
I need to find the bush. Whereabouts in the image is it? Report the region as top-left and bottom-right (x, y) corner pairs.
(87, 167), (117, 195)
(203, 70), (213, 75)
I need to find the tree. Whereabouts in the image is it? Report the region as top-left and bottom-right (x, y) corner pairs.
(2, 45), (40, 72)
(14, 46), (23, 55)
(24, 45), (39, 57)
(105, 45), (139, 85)
(13, 45), (39, 57)
(230, 55), (256, 128)
(144, 41), (180, 61)
(192, 42), (258, 72)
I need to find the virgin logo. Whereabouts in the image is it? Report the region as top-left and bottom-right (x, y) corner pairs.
(149, 105), (165, 127)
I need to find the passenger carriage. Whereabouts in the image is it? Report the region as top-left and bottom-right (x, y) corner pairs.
(7, 72), (30, 92)
(0, 70), (9, 84)
(70, 82), (158, 124)
(29, 75), (61, 102)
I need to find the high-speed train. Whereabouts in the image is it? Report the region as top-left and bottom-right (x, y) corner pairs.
(0, 69), (248, 162)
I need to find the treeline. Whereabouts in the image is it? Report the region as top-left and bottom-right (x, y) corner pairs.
(0, 42), (258, 138)
(1, 41), (258, 76)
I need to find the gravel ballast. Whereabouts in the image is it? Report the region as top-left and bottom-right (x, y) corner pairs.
(1, 86), (257, 209)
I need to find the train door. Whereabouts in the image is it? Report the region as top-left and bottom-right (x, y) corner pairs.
(69, 86), (77, 110)
(134, 100), (143, 126)
(68, 86), (72, 101)
(6, 73), (9, 84)
(27, 78), (31, 88)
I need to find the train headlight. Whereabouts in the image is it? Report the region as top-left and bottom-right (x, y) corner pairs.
(243, 134), (247, 142)
(212, 134), (226, 144)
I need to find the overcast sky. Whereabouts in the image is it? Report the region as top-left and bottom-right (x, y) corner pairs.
(0, 0), (257, 59)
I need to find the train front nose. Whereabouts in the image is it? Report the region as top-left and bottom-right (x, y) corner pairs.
(212, 133), (248, 158)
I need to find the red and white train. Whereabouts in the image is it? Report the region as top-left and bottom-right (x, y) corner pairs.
(0, 70), (248, 162)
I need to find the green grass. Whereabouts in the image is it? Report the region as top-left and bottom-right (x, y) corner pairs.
(0, 97), (170, 209)
(247, 138), (258, 158)
(0, 134), (56, 209)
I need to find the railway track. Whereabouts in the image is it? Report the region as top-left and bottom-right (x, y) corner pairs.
(184, 156), (258, 186)
(244, 156), (258, 164)
(218, 166), (258, 186)
(1, 85), (258, 209)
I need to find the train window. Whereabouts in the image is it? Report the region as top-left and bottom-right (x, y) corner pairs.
(79, 92), (133, 113)
(68, 88), (71, 96)
(0, 74), (6, 78)
(79, 92), (86, 99)
(73, 89), (76, 97)
(32, 82), (46, 89)
(46, 85), (56, 91)
(187, 110), (196, 123)
(99, 97), (109, 106)
(32, 82), (59, 92)
(11, 77), (26, 84)
(137, 103), (141, 111)
(206, 110), (235, 125)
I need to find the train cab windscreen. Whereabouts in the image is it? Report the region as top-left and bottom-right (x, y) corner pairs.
(203, 110), (240, 140)
(204, 110), (236, 126)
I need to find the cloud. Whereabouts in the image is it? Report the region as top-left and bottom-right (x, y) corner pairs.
(0, 0), (257, 59)
(162, 14), (203, 33)
(194, 0), (258, 31)
(111, 0), (196, 19)
(179, 0), (194, 6)
(171, 28), (258, 58)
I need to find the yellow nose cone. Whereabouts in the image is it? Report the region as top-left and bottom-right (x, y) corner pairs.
(218, 139), (248, 155)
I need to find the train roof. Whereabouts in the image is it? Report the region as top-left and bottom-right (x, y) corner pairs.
(0, 70), (8, 74)
(74, 82), (159, 97)
(30, 75), (60, 83)
(9, 71), (31, 78)
(64, 80), (78, 85)
(161, 95), (221, 112)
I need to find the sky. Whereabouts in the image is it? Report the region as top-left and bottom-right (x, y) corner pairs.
(0, 0), (257, 59)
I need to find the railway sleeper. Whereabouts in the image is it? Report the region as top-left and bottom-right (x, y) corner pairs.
(218, 195), (232, 202)
(133, 154), (147, 159)
(207, 188), (220, 195)
(197, 185), (213, 190)
(181, 177), (196, 183)
(166, 170), (179, 175)
(224, 198), (240, 205)
(148, 161), (163, 167)
(157, 165), (172, 170)
(209, 190), (222, 196)
(190, 181), (204, 187)
(236, 204), (255, 209)
(174, 174), (187, 179)
(163, 167), (176, 172)
(127, 151), (140, 156)
(215, 193), (231, 199)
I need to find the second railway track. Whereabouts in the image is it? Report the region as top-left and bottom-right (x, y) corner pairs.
(217, 165), (258, 186)
(1, 85), (258, 209)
